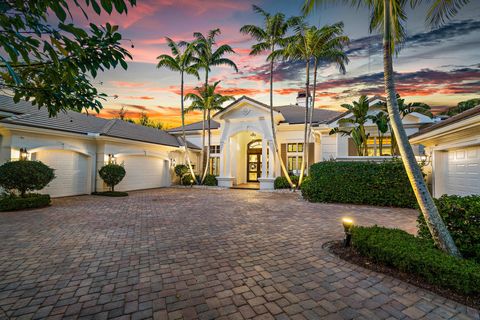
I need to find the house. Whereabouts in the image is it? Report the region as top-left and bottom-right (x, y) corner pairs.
(168, 93), (433, 189)
(0, 95), (200, 197)
(410, 105), (480, 197)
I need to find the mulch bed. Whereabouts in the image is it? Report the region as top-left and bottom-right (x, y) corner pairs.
(327, 240), (480, 310)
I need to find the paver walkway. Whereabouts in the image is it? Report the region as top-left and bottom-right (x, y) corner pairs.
(0, 188), (478, 320)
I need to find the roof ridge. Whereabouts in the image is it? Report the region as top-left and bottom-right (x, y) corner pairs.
(100, 119), (117, 134)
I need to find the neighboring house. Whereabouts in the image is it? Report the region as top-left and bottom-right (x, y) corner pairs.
(168, 94), (433, 189)
(410, 106), (480, 197)
(0, 95), (200, 197)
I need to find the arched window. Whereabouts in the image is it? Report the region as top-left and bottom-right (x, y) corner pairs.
(248, 139), (262, 150)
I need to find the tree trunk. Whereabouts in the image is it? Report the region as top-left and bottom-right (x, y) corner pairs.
(298, 59), (310, 187)
(199, 71), (209, 183)
(201, 109), (212, 184)
(269, 44), (293, 187)
(181, 71), (197, 183)
(382, 0), (460, 257)
(306, 58), (318, 172)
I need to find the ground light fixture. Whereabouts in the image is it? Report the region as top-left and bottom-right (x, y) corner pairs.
(19, 148), (29, 160)
(190, 179), (194, 188)
(291, 183), (296, 192)
(342, 217), (354, 247)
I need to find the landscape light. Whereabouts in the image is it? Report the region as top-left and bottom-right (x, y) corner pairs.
(190, 179), (194, 188)
(342, 217), (354, 247)
(19, 148), (28, 160)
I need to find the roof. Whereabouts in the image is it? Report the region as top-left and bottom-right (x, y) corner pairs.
(0, 95), (199, 149)
(169, 120), (220, 133)
(409, 105), (480, 139)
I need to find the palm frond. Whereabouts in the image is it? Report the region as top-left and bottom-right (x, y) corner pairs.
(426, 0), (470, 27)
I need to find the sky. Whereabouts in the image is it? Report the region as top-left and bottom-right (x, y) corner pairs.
(76, 0), (480, 128)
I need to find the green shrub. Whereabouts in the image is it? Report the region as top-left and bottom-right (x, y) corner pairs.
(0, 160), (55, 197)
(0, 194), (51, 211)
(182, 174), (200, 186)
(174, 164), (188, 179)
(98, 164), (126, 191)
(301, 160), (417, 208)
(274, 176), (299, 189)
(417, 195), (480, 263)
(203, 174), (217, 186)
(352, 226), (480, 295)
(92, 191), (128, 197)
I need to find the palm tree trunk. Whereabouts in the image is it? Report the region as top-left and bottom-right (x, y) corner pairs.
(383, 0), (460, 257)
(306, 58), (318, 172)
(298, 59), (310, 187)
(201, 71), (210, 182)
(181, 71), (198, 183)
(201, 109), (212, 184)
(269, 46), (293, 187)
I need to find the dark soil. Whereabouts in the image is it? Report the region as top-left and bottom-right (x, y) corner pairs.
(91, 191), (128, 197)
(327, 240), (480, 310)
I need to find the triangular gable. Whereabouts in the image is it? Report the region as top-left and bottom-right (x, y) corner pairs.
(213, 96), (283, 121)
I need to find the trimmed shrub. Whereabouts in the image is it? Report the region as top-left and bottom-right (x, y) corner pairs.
(92, 191), (128, 197)
(352, 226), (480, 295)
(301, 160), (417, 208)
(182, 174), (200, 186)
(0, 194), (51, 211)
(274, 176), (299, 189)
(98, 164), (126, 191)
(0, 160), (55, 197)
(174, 164), (188, 179)
(203, 174), (218, 186)
(417, 195), (480, 263)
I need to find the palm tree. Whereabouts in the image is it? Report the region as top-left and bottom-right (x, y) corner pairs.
(185, 81), (235, 178)
(157, 38), (200, 184)
(281, 20), (350, 186)
(369, 112), (389, 155)
(240, 6), (297, 188)
(303, 0), (465, 257)
(190, 29), (238, 183)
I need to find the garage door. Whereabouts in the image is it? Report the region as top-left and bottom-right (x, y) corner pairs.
(33, 150), (90, 197)
(444, 146), (480, 196)
(115, 155), (170, 191)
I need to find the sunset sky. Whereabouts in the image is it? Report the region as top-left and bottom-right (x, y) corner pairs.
(82, 0), (479, 128)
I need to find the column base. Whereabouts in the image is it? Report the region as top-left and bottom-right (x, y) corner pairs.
(258, 177), (275, 190)
(217, 177), (235, 188)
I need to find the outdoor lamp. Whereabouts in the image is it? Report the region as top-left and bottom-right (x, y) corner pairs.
(108, 154), (116, 164)
(190, 179), (194, 188)
(19, 148), (28, 160)
(342, 217), (354, 247)
(171, 158), (176, 168)
(291, 183), (297, 192)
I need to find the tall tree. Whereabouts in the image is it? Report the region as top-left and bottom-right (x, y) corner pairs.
(137, 112), (163, 129)
(185, 81), (234, 177)
(190, 29), (238, 183)
(157, 38), (199, 183)
(303, 0), (466, 257)
(0, 0), (135, 116)
(240, 6), (297, 187)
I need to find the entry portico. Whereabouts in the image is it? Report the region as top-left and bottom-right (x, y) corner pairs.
(215, 97), (281, 189)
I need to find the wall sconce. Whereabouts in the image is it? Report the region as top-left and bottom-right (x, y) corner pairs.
(419, 152), (431, 166)
(108, 154), (116, 164)
(342, 217), (354, 247)
(19, 148), (29, 160)
(170, 158), (176, 168)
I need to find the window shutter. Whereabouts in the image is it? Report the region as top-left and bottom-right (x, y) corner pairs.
(348, 138), (357, 156)
(280, 143), (287, 177)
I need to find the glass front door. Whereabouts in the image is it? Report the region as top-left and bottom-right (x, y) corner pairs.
(247, 153), (262, 182)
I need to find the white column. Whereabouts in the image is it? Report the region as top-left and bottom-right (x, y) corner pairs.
(219, 141), (225, 176)
(261, 139), (267, 178)
(225, 138), (231, 177)
(268, 140), (274, 178)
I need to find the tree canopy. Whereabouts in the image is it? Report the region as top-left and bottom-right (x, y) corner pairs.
(0, 0), (136, 116)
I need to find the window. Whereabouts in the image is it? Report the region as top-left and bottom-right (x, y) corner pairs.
(209, 145), (220, 154)
(287, 143), (304, 175)
(209, 157), (220, 176)
(366, 137), (392, 156)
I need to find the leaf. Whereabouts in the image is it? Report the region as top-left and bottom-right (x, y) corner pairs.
(51, 2), (67, 21)
(101, 0), (113, 14)
(91, 0), (101, 14)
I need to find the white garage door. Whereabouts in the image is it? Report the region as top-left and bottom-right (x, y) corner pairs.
(33, 150), (90, 197)
(115, 155), (170, 191)
(444, 146), (480, 196)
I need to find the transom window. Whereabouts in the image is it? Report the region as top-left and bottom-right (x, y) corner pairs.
(209, 145), (220, 154)
(287, 143), (303, 153)
(248, 141), (262, 149)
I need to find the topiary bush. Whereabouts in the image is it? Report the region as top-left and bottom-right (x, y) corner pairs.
(0, 160), (55, 197)
(0, 194), (51, 211)
(203, 174), (217, 186)
(274, 176), (299, 189)
(301, 160), (417, 208)
(351, 225), (480, 295)
(174, 164), (188, 179)
(98, 164), (126, 192)
(417, 195), (480, 263)
(182, 174), (200, 186)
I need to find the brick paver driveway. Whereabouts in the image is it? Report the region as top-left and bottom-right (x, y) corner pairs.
(0, 188), (478, 320)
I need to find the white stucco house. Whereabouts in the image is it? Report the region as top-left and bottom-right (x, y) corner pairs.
(168, 94), (434, 190)
(410, 105), (480, 197)
(0, 95), (200, 197)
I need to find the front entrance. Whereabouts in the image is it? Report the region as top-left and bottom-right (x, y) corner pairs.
(247, 140), (262, 182)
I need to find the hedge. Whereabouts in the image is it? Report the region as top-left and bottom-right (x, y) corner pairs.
(417, 195), (480, 263)
(352, 226), (480, 295)
(0, 194), (51, 211)
(274, 176), (299, 189)
(301, 160), (417, 208)
(203, 174), (218, 186)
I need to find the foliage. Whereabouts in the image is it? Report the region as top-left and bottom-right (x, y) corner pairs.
(92, 191), (128, 197)
(274, 176), (300, 189)
(0, 193), (51, 211)
(182, 174), (200, 186)
(351, 226), (480, 295)
(203, 174), (218, 186)
(418, 195), (480, 263)
(301, 160), (417, 208)
(441, 98), (480, 116)
(0, 160), (55, 197)
(137, 112), (163, 129)
(98, 164), (126, 192)
(368, 112), (389, 156)
(174, 164), (189, 179)
(0, 0), (135, 116)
